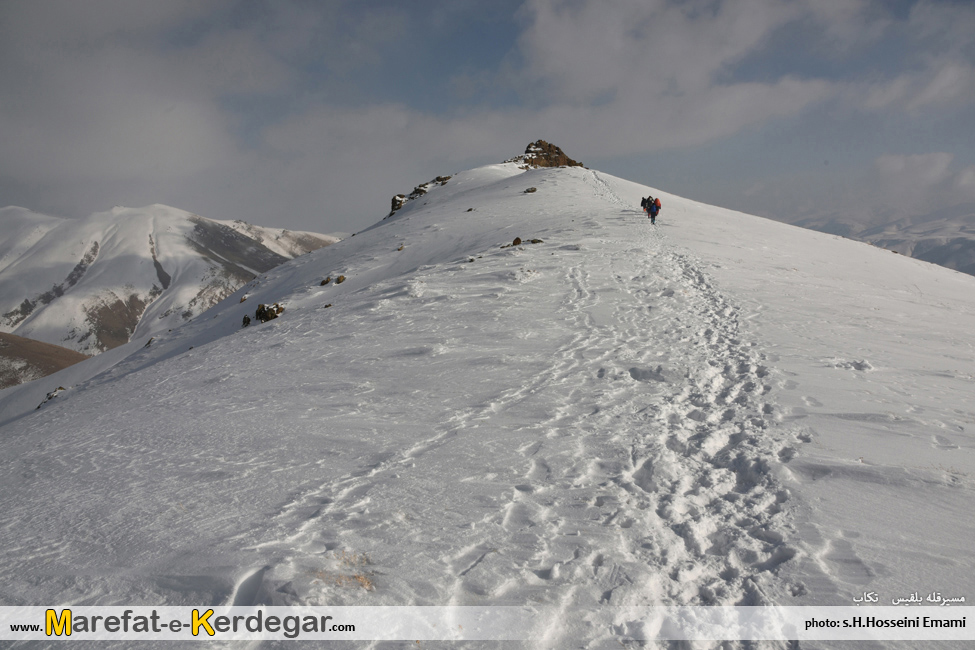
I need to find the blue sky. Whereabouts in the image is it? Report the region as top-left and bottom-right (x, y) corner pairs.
(1, 0), (973, 234)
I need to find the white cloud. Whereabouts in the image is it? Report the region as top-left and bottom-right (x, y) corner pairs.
(0, 1), (293, 185)
(833, 153), (975, 220)
(171, 29), (295, 95)
(860, 76), (911, 111)
(800, 0), (889, 50)
(873, 152), (954, 187)
(514, 0), (803, 102)
(489, 0), (838, 155)
(909, 62), (975, 110)
(856, 60), (975, 113)
(955, 166), (975, 193)
(909, 0), (975, 53)
(0, 0), (225, 46)
(1, 0), (973, 236)
(848, 2), (975, 114)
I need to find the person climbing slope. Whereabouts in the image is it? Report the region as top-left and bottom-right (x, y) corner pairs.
(647, 196), (661, 224)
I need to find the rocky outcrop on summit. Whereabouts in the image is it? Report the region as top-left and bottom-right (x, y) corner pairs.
(385, 142), (582, 220)
(507, 140), (584, 169)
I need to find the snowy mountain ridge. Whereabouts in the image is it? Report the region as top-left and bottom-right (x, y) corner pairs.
(0, 204), (339, 356)
(1, 157), (973, 647)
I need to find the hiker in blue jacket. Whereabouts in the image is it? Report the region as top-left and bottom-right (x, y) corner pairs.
(646, 196), (660, 224)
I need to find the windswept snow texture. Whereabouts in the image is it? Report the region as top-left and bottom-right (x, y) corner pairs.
(0, 205), (337, 356)
(1, 164), (974, 648)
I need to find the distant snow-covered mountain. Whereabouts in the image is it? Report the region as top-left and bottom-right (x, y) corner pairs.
(794, 202), (975, 277)
(0, 205), (339, 355)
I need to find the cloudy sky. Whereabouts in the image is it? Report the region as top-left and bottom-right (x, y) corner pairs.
(1, 0), (974, 234)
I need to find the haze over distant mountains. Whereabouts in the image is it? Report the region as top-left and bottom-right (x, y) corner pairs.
(790, 203), (975, 277)
(0, 204), (339, 357)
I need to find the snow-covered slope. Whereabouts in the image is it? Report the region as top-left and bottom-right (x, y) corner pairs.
(1, 162), (973, 648)
(0, 205), (337, 355)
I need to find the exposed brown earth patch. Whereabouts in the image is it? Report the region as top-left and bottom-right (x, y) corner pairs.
(84, 292), (150, 352)
(0, 332), (88, 389)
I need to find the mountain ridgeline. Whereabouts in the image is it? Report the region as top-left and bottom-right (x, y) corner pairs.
(387, 140), (584, 218)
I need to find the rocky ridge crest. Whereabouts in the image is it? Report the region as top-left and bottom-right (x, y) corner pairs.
(386, 141), (583, 218)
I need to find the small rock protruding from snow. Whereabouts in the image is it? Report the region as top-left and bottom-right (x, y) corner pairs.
(36, 386), (66, 410)
(500, 237), (544, 249)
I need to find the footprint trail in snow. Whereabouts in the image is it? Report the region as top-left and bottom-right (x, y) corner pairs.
(6, 160), (975, 650)
(243, 170), (801, 645)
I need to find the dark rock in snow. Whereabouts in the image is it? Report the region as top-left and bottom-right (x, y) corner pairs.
(500, 237), (544, 249)
(36, 385), (67, 410)
(255, 303), (284, 323)
(387, 177), (453, 218)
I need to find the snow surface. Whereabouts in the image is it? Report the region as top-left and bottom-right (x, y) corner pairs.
(1, 163), (974, 648)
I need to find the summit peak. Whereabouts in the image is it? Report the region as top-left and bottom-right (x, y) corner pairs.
(506, 140), (584, 169)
